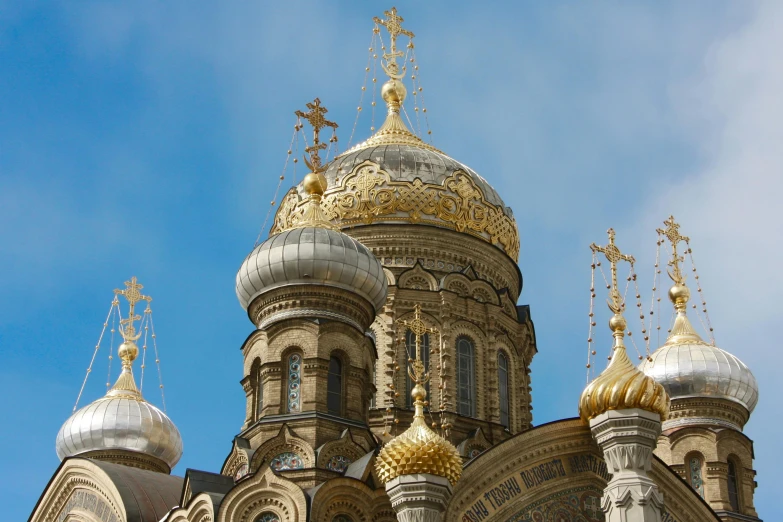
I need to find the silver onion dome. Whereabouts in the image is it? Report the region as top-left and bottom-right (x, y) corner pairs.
(236, 226), (387, 314)
(55, 391), (183, 471)
(639, 283), (758, 415)
(640, 340), (758, 414)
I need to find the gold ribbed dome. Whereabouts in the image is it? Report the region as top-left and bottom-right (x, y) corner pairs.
(376, 386), (462, 486)
(579, 314), (670, 423)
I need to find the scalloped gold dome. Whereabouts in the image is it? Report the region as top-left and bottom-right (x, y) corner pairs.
(375, 414), (462, 486)
(579, 318), (669, 423)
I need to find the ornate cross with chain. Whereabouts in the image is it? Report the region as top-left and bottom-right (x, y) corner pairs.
(295, 98), (338, 172)
(657, 215), (689, 285)
(114, 276), (152, 341)
(400, 304), (438, 385)
(374, 7), (414, 79)
(590, 228), (635, 314)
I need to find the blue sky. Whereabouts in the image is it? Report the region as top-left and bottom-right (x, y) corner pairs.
(2, 1), (781, 519)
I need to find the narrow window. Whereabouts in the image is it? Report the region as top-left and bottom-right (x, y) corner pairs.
(456, 336), (475, 417)
(688, 454), (704, 497)
(256, 513), (280, 522)
(257, 365), (264, 418)
(287, 353), (301, 413)
(405, 330), (430, 408)
(498, 351), (510, 427)
(727, 460), (741, 511)
(327, 356), (343, 415)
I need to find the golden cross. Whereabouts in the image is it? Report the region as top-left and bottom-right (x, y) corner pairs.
(295, 98), (338, 172)
(590, 229), (635, 314)
(657, 215), (689, 285)
(114, 276), (152, 342)
(374, 7), (414, 79)
(400, 304), (437, 385)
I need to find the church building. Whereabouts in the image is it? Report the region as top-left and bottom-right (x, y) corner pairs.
(29, 8), (760, 522)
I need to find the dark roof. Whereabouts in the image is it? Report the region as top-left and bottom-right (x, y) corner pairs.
(91, 460), (183, 521)
(181, 468), (235, 512)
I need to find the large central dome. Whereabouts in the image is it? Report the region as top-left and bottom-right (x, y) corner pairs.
(272, 78), (519, 260)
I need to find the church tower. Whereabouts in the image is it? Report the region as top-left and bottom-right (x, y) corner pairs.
(270, 7), (537, 457)
(228, 99), (388, 483)
(641, 217), (760, 521)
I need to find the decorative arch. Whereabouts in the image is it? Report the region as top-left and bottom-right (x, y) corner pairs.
(316, 430), (369, 472)
(382, 267), (396, 287)
(217, 464), (307, 522)
(456, 427), (491, 460)
(221, 437), (252, 479)
(165, 492), (214, 522)
(308, 477), (393, 522)
(249, 425), (315, 473)
(29, 459), (126, 522)
(441, 273), (500, 305)
(397, 263), (438, 291)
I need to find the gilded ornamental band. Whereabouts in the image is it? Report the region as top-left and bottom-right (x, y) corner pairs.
(272, 160), (521, 261)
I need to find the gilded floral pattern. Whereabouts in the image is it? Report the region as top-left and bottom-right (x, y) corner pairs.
(272, 161), (520, 261)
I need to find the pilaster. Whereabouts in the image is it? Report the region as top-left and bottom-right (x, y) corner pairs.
(385, 474), (452, 522)
(590, 408), (665, 522)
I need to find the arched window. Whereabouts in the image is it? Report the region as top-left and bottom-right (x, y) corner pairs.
(332, 516), (353, 522)
(256, 513), (280, 522)
(327, 356), (343, 415)
(498, 351), (510, 427)
(727, 459), (741, 511)
(257, 364), (264, 418)
(456, 336), (476, 417)
(688, 454), (705, 497)
(406, 329), (430, 408)
(286, 353), (302, 413)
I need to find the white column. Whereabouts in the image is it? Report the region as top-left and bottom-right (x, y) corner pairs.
(589, 409), (665, 522)
(385, 474), (452, 522)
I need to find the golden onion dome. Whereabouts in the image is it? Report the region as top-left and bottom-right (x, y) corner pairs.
(376, 383), (462, 486)
(271, 76), (520, 261)
(579, 314), (670, 423)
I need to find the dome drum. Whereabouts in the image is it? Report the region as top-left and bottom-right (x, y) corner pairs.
(247, 283), (378, 332)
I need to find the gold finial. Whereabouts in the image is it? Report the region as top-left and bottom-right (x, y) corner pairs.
(657, 217), (704, 344)
(657, 215), (690, 286)
(339, 8), (440, 156)
(376, 303), (462, 486)
(285, 99), (339, 231)
(400, 304), (438, 392)
(295, 97), (338, 174)
(590, 228), (635, 317)
(579, 229), (669, 423)
(374, 7), (414, 81)
(108, 277), (152, 399)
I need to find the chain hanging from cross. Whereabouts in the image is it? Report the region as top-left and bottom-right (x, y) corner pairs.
(400, 304), (438, 386)
(113, 276), (152, 342)
(590, 228), (635, 315)
(374, 7), (414, 80)
(657, 215), (689, 285)
(295, 98), (338, 173)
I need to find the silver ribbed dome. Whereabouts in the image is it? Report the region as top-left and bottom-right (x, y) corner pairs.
(236, 226), (387, 313)
(55, 392), (183, 470)
(640, 322), (758, 414)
